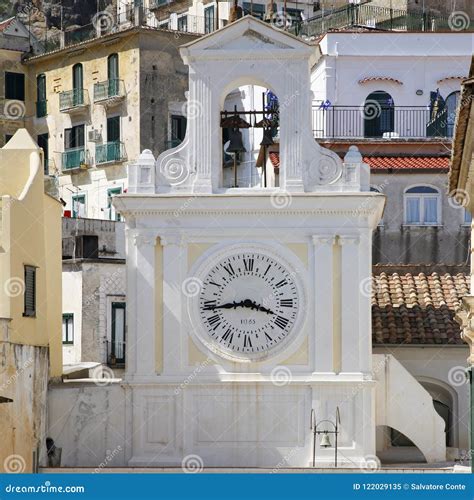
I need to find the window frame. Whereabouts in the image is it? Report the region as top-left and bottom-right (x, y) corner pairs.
(107, 186), (122, 221)
(72, 193), (86, 218)
(5, 71), (25, 101)
(403, 184), (441, 226)
(23, 265), (37, 317)
(62, 313), (74, 345)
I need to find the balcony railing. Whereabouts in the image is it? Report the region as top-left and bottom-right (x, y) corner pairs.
(59, 89), (89, 112)
(93, 79), (126, 104)
(293, 3), (471, 38)
(312, 105), (454, 140)
(106, 340), (125, 367)
(36, 100), (47, 118)
(95, 141), (127, 164)
(62, 146), (88, 171)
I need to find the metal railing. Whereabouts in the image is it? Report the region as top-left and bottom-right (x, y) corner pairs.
(106, 340), (126, 367)
(93, 79), (125, 102)
(312, 104), (454, 139)
(36, 100), (47, 118)
(96, 142), (127, 164)
(293, 3), (472, 37)
(62, 147), (87, 171)
(59, 89), (89, 111)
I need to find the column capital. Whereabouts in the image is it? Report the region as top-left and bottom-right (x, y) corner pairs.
(312, 235), (335, 246)
(159, 233), (185, 247)
(338, 235), (360, 246)
(132, 231), (157, 247)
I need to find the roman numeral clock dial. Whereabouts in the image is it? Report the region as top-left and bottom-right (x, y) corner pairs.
(194, 250), (302, 362)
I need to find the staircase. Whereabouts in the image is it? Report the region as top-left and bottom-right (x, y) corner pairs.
(373, 354), (446, 463)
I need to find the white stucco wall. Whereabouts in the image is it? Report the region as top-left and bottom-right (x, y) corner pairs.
(62, 270), (83, 365)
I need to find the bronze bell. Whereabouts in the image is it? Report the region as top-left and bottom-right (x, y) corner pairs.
(260, 128), (274, 146)
(227, 128), (246, 154)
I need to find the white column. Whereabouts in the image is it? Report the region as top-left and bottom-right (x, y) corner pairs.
(312, 235), (335, 373)
(339, 235), (361, 374)
(161, 234), (184, 375)
(129, 232), (157, 380)
(358, 229), (372, 373)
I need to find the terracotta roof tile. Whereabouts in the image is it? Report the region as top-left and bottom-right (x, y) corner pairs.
(267, 153), (449, 171)
(364, 156), (450, 171)
(372, 272), (468, 345)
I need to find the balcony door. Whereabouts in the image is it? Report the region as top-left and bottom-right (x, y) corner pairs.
(72, 63), (83, 106)
(364, 90), (394, 138)
(111, 302), (126, 365)
(107, 53), (119, 96)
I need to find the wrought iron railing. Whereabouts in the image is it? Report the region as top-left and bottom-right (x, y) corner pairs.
(293, 3), (472, 37)
(36, 100), (47, 118)
(93, 79), (126, 102)
(96, 142), (127, 164)
(312, 104), (454, 139)
(106, 340), (126, 367)
(59, 89), (88, 111)
(62, 147), (87, 171)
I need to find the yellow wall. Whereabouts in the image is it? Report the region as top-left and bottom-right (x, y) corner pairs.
(0, 129), (62, 377)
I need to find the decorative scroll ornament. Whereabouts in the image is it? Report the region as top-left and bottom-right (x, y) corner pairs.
(313, 152), (343, 185)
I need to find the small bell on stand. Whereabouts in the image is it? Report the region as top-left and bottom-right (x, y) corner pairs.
(227, 128), (246, 187)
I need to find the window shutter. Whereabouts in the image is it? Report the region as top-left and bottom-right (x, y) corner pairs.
(24, 266), (36, 317)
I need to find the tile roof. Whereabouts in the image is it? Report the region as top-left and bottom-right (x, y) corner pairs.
(0, 17), (15, 32)
(365, 156), (450, 171)
(267, 153), (449, 171)
(372, 272), (469, 345)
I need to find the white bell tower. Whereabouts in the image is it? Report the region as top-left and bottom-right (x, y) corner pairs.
(116, 16), (384, 468)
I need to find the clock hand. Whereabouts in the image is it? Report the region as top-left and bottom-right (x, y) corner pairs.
(203, 299), (274, 314)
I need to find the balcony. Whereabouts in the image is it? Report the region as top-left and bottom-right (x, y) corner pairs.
(93, 79), (126, 106)
(36, 100), (47, 118)
(62, 147), (89, 172)
(312, 105), (454, 140)
(95, 141), (127, 165)
(106, 340), (125, 368)
(59, 89), (89, 113)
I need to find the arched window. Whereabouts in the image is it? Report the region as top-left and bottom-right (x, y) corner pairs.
(445, 91), (460, 137)
(404, 185), (440, 225)
(364, 90), (394, 138)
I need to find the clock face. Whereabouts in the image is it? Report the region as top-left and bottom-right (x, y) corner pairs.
(195, 250), (301, 361)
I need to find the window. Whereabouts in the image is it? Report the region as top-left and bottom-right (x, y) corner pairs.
(464, 208), (472, 225)
(446, 91), (460, 138)
(36, 74), (47, 117)
(62, 314), (74, 344)
(107, 116), (120, 143)
(177, 15), (188, 31)
(72, 64), (84, 106)
(107, 54), (119, 96)
(107, 187), (122, 221)
(64, 124), (85, 150)
(171, 115), (186, 146)
(72, 194), (86, 218)
(110, 302), (126, 364)
(37, 133), (49, 174)
(23, 265), (36, 317)
(204, 5), (215, 34)
(364, 90), (394, 138)
(404, 186), (440, 225)
(5, 72), (25, 101)
(243, 3), (265, 19)
(371, 186), (383, 225)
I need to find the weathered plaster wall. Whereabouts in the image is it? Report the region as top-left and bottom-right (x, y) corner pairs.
(371, 171), (470, 265)
(62, 260), (125, 364)
(138, 30), (196, 158)
(0, 337), (49, 472)
(47, 383), (127, 468)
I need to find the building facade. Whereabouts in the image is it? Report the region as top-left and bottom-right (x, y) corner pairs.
(0, 129), (62, 472)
